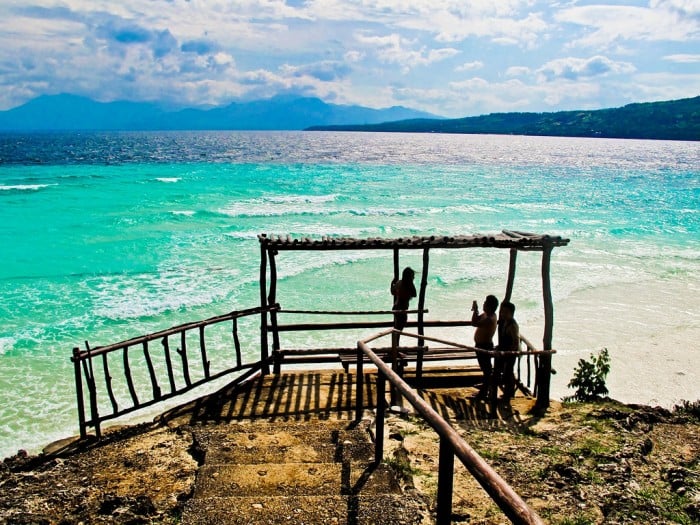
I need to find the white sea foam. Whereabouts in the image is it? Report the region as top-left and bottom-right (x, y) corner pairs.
(170, 210), (195, 216)
(155, 177), (181, 183)
(0, 337), (16, 354)
(218, 194), (340, 218)
(0, 184), (55, 191)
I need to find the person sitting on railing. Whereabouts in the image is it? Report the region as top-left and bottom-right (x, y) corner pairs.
(390, 266), (417, 349)
(469, 294), (499, 399)
(492, 301), (520, 402)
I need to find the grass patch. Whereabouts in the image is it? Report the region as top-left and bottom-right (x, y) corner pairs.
(570, 437), (613, 457)
(555, 514), (597, 525)
(384, 455), (422, 477)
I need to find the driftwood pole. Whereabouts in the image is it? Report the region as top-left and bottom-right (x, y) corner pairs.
(268, 248), (281, 371)
(72, 347), (87, 439)
(536, 242), (554, 410)
(417, 247), (430, 346)
(393, 247), (399, 282)
(102, 353), (118, 414)
(162, 336), (176, 394)
(504, 248), (517, 303)
(142, 340), (161, 399)
(259, 239), (270, 375)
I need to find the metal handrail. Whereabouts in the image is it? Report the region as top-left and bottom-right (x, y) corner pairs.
(355, 329), (544, 525)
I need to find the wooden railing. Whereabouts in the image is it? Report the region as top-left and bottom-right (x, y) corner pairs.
(71, 306), (276, 438)
(355, 329), (547, 525)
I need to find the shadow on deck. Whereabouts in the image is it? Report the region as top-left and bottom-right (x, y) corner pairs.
(159, 366), (541, 432)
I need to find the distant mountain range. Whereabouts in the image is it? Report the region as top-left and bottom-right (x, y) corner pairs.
(0, 94), (439, 131)
(308, 96), (700, 141)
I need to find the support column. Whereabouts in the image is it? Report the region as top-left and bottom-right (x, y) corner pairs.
(417, 247), (430, 346)
(393, 247), (400, 282)
(259, 239), (270, 375)
(268, 248), (281, 373)
(536, 243), (554, 410)
(504, 248), (517, 303)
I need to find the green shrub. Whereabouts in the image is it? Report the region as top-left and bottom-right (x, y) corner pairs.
(565, 348), (611, 402)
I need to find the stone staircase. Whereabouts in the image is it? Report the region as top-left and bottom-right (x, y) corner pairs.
(181, 419), (428, 524)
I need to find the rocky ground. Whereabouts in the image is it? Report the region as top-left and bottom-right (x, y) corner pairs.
(1, 392), (698, 524)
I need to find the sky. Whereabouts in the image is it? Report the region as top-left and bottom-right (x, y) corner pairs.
(0, 0), (699, 117)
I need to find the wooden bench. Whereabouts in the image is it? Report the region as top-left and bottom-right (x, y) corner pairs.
(339, 346), (478, 381)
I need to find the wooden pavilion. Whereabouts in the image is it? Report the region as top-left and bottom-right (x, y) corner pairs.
(258, 230), (570, 409)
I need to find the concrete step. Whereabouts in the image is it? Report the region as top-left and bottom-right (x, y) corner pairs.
(182, 494), (427, 525)
(193, 462), (401, 498)
(193, 425), (374, 465)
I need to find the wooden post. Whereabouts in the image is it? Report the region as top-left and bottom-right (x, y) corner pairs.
(355, 344), (364, 422)
(143, 340), (161, 400)
(198, 326), (210, 379)
(374, 372), (386, 465)
(268, 248), (281, 370)
(162, 336), (176, 394)
(259, 239), (270, 375)
(417, 247), (430, 346)
(178, 330), (191, 387)
(504, 248), (517, 303)
(232, 316), (242, 367)
(102, 353), (118, 414)
(536, 243), (554, 410)
(123, 346), (139, 407)
(72, 347), (87, 439)
(81, 344), (100, 438)
(393, 247), (399, 282)
(436, 437), (455, 525)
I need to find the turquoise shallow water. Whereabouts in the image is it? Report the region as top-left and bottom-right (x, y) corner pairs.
(0, 132), (698, 458)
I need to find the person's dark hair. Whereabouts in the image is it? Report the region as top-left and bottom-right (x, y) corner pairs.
(402, 267), (417, 297)
(501, 301), (515, 315)
(485, 295), (499, 312)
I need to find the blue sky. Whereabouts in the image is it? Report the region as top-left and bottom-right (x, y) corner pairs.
(1, 0), (698, 117)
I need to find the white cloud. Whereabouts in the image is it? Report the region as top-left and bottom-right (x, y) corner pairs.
(537, 56), (636, 82)
(663, 54), (700, 63)
(355, 32), (459, 72)
(0, 1), (698, 113)
(455, 60), (483, 72)
(556, 4), (700, 49)
(506, 66), (531, 77)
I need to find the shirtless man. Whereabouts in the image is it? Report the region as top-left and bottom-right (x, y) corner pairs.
(469, 295), (499, 398)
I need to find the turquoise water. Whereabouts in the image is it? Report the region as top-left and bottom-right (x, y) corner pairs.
(1, 132), (698, 458)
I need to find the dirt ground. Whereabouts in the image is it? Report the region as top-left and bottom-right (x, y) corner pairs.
(1, 379), (698, 524)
